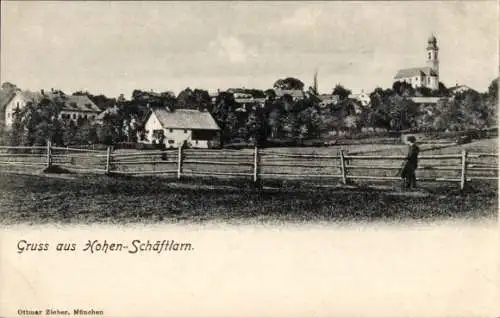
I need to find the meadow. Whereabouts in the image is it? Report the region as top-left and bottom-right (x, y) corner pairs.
(0, 171), (497, 225)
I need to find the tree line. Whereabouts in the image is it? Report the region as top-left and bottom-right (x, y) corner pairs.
(1, 77), (497, 147)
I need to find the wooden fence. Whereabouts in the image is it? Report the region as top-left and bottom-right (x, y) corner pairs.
(0, 142), (497, 190)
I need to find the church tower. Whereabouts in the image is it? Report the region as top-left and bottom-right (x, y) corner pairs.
(426, 34), (439, 75)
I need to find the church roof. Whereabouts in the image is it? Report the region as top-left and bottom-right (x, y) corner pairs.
(394, 67), (437, 79)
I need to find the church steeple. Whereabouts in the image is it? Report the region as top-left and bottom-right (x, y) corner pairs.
(426, 33), (439, 76)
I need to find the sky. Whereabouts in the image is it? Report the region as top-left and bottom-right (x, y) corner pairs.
(1, 1), (498, 98)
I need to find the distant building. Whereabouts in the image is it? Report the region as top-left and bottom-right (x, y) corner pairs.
(58, 95), (101, 122)
(348, 91), (371, 107)
(274, 88), (305, 101)
(394, 35), (440, 90)
(234, 97), (266, 110)
(1, 89), (100, 128)
(143, 108), (220, 148)
(318, 94), (340, 108)
(448, 84), (477, 96)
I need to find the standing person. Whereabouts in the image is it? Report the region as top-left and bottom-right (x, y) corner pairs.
(400, 135), (419, 190)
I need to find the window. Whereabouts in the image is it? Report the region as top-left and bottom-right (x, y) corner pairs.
(195, 140), (199, 145)
(427, 77), (430, 84)
(7, 113), (10, 118)
(169, 129), (173, 133)
(168, 140), (175, 144)
(428, 52), (431, 59)
(153, 129), (165, 140)
(72, 114), (76, 119)
(184, 129), (188, 134)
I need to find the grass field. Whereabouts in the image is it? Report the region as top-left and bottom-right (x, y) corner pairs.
(0, 169), (497, 225)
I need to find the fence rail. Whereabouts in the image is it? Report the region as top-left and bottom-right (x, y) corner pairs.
(0, 142), (497, 190)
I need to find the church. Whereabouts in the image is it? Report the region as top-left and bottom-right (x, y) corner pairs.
(394, 35), (440, 90)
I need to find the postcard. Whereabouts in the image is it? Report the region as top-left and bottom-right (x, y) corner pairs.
(1, 1), (498, 317)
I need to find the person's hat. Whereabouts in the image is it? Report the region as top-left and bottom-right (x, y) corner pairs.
(407, 136), (416, 143)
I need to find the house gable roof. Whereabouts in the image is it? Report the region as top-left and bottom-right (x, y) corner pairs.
(0, 89), (18, 111)
(149, 108), (220, 130)
(62, 95), (101, 113)
(2, 89), (101, 113)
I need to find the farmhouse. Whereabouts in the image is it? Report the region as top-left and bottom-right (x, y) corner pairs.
(394, 35), (440, 90)
(57, 94), (101, 122)
(143, 108), (220, 148)
(1, 89), (101, 128)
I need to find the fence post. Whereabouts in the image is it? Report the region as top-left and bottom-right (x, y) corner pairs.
(177, 143), (183, 180)
(460, 149), (467, 190)
(340, 150), (347, 184)
(46, 140), (52, 168)
(105, 146), (112, 175)
(253, 145), (259, 184)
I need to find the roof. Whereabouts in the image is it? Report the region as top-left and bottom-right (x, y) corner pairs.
(235, 97), (266, 104)
(95, 105), (119, 121)
(62, 95), (101, 113)
(1, 90), (101, 113)
(394, 67), (438, 79)
(410, 97), (447, 104)
(348, 92), (370, 99)
(0, 88), (18, 110)
(318, 94), (340, 104)
(150, 108), (220, 130)
(274, 89), (305, 99)
(449, 85), (476, 94)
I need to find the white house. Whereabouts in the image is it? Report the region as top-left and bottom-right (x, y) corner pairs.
(143, 108), (220, 148)
(394, 35), (440, 90)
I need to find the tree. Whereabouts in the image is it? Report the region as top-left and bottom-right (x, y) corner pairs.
(297, 106), (322, 138)
(17, 96), (65, 146)
(7, 107), (25, 146)
(273, 77), (305, 90)
(332, 84), (351, 101)
(266, 105), (284, 139)
(264, 89), (277, 100)
(212, 92), (238, 145)
(393, 81), (415, 97)
(177, 87), (211, 110)
(436, 82), (449, 97)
